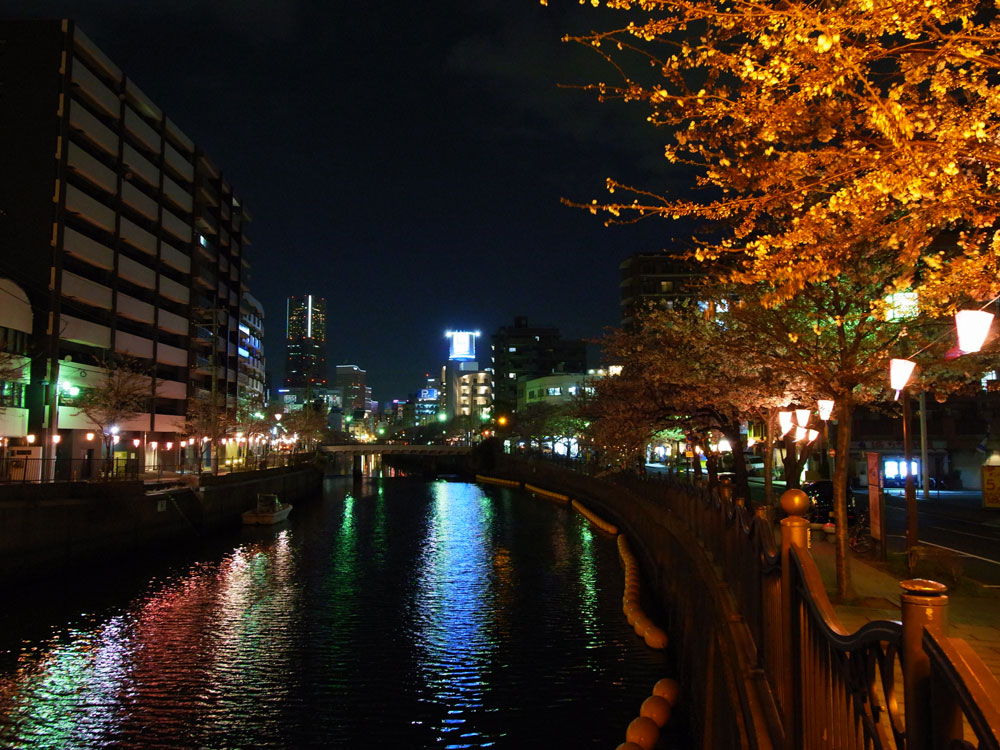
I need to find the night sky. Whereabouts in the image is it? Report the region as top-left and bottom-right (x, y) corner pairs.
(7, 0), (682, 401)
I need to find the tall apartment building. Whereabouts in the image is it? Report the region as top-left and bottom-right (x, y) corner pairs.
(284, 294), (327, 390)
(0, 20), (255, 466)
(619, 251), (701, 328)
(490, 317), (586, 415)
(238, 293), (266, 404)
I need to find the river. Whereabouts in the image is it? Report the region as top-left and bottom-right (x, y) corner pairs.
(0, 477), (682, 748)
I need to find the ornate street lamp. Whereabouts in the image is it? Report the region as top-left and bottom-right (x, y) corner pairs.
(955, 309), (993, 353)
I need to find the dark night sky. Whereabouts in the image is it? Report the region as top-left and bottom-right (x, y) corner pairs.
(7, 0), (684, 401)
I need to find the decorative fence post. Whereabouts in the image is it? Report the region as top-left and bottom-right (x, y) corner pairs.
(780, 488), (810, 749)
(900, 578), (951, 750)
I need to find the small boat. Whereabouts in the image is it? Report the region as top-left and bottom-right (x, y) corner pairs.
(242, 493), (292, 525)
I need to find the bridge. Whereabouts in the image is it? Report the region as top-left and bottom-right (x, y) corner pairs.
(319, 443), (476, 477)
(319, 443), (473, 456)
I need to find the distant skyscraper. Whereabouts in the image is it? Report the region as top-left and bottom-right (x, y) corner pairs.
(285, 295), (327, 389)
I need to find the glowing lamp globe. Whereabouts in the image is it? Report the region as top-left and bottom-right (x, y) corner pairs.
(889, 358), (917, 394)
(778, 410), (794, 437)
(794, 408), (811, 427)
(956, 310), (993, 353)
(817, 399), (835, 421)
(132, 438), (141, 447)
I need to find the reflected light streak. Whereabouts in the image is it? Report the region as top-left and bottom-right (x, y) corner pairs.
(414, 482), (498, 746)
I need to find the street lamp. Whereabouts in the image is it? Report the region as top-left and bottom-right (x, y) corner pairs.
(817, 399), (835, 421)
(955, 309), (994, 353)
(778, 410), (795, 438)
(890, 358), (919, 552)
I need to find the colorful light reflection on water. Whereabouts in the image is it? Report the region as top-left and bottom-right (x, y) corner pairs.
(0, 480), (673, 748)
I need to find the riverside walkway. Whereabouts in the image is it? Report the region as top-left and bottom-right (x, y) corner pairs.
(496, 456), (1000, 749)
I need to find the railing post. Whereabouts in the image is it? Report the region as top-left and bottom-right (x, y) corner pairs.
(780, 488), (810, 750)
(901, 579), (949, 750)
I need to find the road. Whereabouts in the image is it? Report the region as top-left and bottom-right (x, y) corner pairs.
(721, 471), (1000, 586)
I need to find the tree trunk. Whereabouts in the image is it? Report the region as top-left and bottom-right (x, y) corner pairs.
(722, 421), (750, 505)
(764, 408), (776, 507)
(782, 434), (804, 488)
(706, 451), (719, 485)
(832, 399), (855, 601)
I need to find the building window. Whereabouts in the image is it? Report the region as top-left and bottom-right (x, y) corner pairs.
(546, 387), (562, 396)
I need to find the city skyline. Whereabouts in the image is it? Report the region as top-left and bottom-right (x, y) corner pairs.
(2, 1), (679, 401)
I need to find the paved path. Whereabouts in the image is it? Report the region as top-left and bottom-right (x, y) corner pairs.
(807, 534), (1000, 684)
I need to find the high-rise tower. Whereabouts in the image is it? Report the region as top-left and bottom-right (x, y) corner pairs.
(285, 295), (327, 389)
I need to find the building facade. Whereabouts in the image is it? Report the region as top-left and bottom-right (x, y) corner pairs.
(238, 293), (266, 404)
(0, 20), (255, 472)
(517, 372), (590, 412)
(490, 317), (586, 415)
(284, 294), (327, 390)
(619, 251), (702, 328)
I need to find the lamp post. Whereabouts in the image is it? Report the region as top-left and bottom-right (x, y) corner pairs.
(890, 358), (919, 553)
(889, 308), (994, 553)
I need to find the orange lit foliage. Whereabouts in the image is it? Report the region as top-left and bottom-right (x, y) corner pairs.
(567, 0), (1000, 310)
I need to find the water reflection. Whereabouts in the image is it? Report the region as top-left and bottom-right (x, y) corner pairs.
(414, 482), (498, 747)
(0, 532), (299, 749)
(0, 480), (671, 749)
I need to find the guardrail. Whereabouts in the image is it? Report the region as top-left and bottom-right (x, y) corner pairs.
(508, 457), (1000, 749)
(0, 456), (138, 482)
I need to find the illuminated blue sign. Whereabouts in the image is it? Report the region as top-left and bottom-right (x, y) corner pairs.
(419, 388), (439, 401)
(446, 330), (478, 361)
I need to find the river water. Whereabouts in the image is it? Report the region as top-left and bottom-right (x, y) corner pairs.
(0, 477), (681, 749)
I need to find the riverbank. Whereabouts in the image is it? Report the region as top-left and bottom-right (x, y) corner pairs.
(0, 462), (323, 581)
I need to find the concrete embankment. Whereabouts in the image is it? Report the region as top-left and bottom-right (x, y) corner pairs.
(0, 464), (322, 581)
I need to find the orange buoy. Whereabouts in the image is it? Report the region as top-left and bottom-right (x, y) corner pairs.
(625, 715), (659, 750)
(653, 677), (680, 706)
(633, 615), (653, 636)
(643, 625), (668, 650)
(640, 694), (672, 727)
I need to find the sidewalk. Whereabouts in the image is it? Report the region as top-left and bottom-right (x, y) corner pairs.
(808, 534), (1000, 683)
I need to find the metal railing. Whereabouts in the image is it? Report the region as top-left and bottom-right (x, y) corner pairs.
(0, 457), (139, 483)
(512, 456), (1000, 749)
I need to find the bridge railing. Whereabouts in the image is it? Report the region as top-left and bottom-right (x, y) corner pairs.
(508, 457), (1000, 749)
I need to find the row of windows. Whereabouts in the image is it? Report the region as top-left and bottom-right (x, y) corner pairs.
(0, 381), (26, 409)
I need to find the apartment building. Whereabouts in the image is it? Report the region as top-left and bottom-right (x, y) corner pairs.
(490, 317), (586, 415)
(0, 20), (255, 469)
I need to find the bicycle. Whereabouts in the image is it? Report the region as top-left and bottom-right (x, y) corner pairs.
(848, 509), (875, 555)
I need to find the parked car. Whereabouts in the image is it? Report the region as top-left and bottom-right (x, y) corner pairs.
(802, 479), (858, 524)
